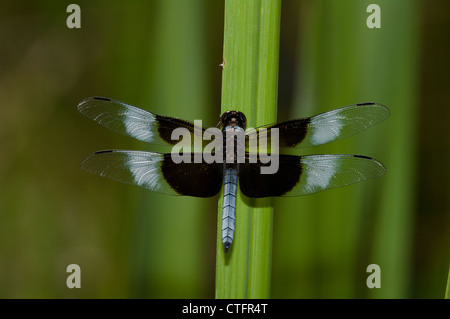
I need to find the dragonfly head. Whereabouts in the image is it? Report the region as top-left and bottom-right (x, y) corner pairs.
(220, 111), (247, 130)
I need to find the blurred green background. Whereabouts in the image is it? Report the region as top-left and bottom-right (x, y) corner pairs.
(0, 0), (448, 298)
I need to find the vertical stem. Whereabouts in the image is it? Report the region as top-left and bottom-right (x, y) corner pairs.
(248, 0), (280, 298)
(215, 0), (281, 299)
(445, 266), (450, 299)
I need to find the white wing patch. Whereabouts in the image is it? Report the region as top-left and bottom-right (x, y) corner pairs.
(123, 109), (156, 143)
(308, 116), (343, 145)
(302, 158), (337, 193)
(125, 153), (163, 191)
(281, 155), (386, 196)
(297, 103), (389, 148)
(77, 97), (159, 144)
(80, 150), (180, 196)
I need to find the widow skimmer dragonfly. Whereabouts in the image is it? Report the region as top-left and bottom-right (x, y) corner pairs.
(78, 97), (389, 252)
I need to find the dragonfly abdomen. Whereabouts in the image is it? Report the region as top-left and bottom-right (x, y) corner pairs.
(222, 166), (237, 253)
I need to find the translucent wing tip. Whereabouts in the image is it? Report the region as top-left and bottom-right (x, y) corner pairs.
(77, 96), (112, 112)
(353, 154), (387, 177)
(357, 102), (391, 121)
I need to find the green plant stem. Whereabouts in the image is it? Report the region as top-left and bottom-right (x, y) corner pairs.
(215, 0), (281, 299)
(445, 266), (450, 299)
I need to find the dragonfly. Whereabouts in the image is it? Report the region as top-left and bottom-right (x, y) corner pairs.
(78, 97), (389, 252)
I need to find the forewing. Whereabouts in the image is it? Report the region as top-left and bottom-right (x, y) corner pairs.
(78, 97), (207, 147)
(245, 103), (390, 148)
